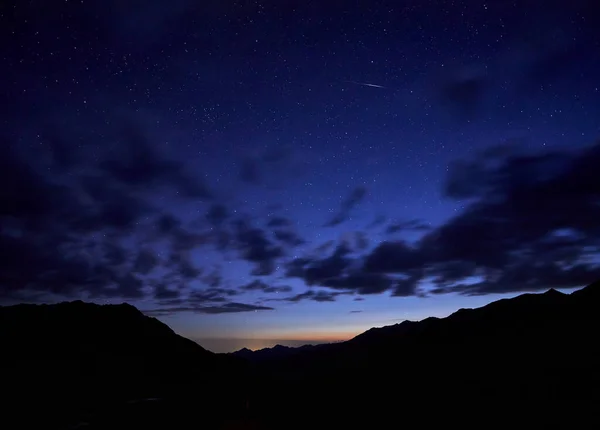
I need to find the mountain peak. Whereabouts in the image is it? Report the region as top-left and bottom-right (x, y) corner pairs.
(272, 344), (290, 350)
(571, 279), (600, 301)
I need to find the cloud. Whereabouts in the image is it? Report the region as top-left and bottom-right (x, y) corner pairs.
(322, 273), (393, 295)
(366, 214), (387, 229)
(201, 268), (223, 288)
(154, 283), (180, 300)
(325, 186), (368, 227)
(267, 216), (292, 228)
(363, 241), (424, 274)
(99, 121), (213, 199)
(272, 229), (305, 247)
(3, 106), (599, 309)
(142, 302), (274, 316)
(206, 204), (229, 227)
(0, 118), (215, 305)
(313, 240), (336, 255)
(282, 141), (600, 298)
(278, 290), (346, 303)
(378, 141), (600, 295)
(188, 288), (239, 303)
(265, 216), (305, 247)
(385, 220), (431, 235)
(286, 243), (353, 285)
(233, 218), (285, 276)
(133, 249), (160, 275)
(241, 280), (292, 294)
(353, 232), (369, 251)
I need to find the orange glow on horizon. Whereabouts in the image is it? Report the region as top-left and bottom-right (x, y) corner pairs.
(213, 330), (361, 343)
(273, 331), (358, 342)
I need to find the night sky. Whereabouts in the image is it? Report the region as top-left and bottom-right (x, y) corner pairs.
(2, 0), (599, 353)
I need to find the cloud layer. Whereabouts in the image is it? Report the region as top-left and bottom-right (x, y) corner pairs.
(2, 122), (599, 312)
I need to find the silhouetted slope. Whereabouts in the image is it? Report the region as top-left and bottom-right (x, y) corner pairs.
(0, 301), (248, 429)
(1, 300), (211, 361)
(244, 282), (600, 428)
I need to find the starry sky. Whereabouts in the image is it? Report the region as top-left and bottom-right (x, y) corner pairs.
(1, 0), (600, 353)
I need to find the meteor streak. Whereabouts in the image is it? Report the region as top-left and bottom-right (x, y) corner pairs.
(344, 80), (387, 89)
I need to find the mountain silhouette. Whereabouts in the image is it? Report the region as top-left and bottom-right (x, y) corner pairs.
(1, 300), (212, 360)
(2, 281), (600, 429)
(230, 343), (327, 362)
(0, 301), (247, 429)
(235, 282), (600, 427)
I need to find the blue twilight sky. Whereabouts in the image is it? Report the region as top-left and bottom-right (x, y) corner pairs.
(1, 0), (600, 352)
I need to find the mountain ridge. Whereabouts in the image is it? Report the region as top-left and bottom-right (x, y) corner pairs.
(2, 280), (599, 428)
(232, 283), (597, 362)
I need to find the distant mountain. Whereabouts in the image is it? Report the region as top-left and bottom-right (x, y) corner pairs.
(238, 281), (600, 427)
(230, 343), (327, 361)
(237, 283), (600, 368)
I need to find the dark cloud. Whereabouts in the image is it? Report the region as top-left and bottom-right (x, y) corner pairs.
(363, 241), (424, 274)
(233, 218), (284, 276)
(206, 204), (228, 227)
(314, 240), (335, 255)
(241, 280), (292, 294)
(4, 106), (599, 310)
(142, 302), (274, 316)
(154, 283), (180, 300)
(353, 232), (369, 251)
(379, 142), (600, 295)
(366, 214), (387, 229)
(325, 186), (368, 227)
(349, 310), (362, 313)
(188, 287), (239, 304)
(151, 213), (209, 282)
(99, 121), (213, 199)
(154, 213), (210, 253)
(282, 141), (600, 298)
(392, 273), (423, 297)
(0, 119), (215, 306)
(385, 219), (431, 235)
(322, 272), (393, 295)
(267, 216), (292, 228)
(279, 290), (345, 303)
(155, 213), (181, 235)
(133, 249), (160, 275)
(201, 268), (223, 288)
(148, 284), (270, 316)
(102, 242), (128, 267)
(265, 216), (305, 247)
(166, 251), (202, 280)
(286, 243), (353, 285)
(272, 229), (305, 247)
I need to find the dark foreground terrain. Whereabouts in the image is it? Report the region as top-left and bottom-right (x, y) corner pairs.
(2, 281), (600, 429)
